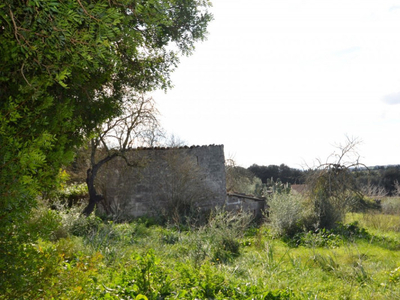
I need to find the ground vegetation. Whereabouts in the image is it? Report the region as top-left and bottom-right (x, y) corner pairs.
(1, 193), (399, 299)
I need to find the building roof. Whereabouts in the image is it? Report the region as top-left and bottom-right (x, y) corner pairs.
(227, 191), (266, 202)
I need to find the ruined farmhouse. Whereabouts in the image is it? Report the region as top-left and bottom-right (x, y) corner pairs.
(96, 145), (267, 219)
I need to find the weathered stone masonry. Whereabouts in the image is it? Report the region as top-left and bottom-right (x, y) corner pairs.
(96, 144), (268, 219)
(96, 145), (227, 218)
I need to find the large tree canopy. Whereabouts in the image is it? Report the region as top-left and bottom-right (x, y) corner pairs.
(0, 0), (212, 227)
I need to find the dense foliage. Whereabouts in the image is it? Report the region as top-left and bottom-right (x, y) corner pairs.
(0, 0), (212, 231)
(226, 163), (264, 197)
(354, 165), (400, 196)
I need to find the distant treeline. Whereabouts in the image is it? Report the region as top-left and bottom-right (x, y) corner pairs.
(352, 165), (400, 196)
(248, 164), (305, 185)
(248, 164), (400, 195)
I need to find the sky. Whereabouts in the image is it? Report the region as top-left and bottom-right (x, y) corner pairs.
(153, 0), (400, 169)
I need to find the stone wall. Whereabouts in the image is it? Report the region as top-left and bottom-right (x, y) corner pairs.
(226, 192), (268, 218)
(96, 145), (226, 219)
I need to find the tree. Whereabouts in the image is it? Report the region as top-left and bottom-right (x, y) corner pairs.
(382, 166), (400, 195)
(248, 164), (303, 184)
(226, 159), (264, 197)
(305, 137), (365, 229)
(0, 0), (212, 228)
(83, 94), (162, 216)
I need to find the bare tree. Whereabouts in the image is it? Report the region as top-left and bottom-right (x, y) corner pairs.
(82, 94), (162, 216)
(360, 184), (387, 198)
(305, 136), (366, 228)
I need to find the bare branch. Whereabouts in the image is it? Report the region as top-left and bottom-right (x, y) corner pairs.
(305, 136), (366, 228)
(9, 7), (21, 45)
(83, 93), (163, 216)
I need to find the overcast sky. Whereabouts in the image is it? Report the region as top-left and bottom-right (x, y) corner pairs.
(153, 0), (400, 169)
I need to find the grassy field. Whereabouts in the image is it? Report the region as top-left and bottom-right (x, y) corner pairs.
(2, 201), (400, 299)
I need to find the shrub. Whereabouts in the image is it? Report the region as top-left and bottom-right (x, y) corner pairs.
(0, 206), (102, 299)
(53, 183), (89, 208)
(184, 210), (253, 266)
(0, 205), (65, 298)
(102, 250), (172, 299)
(381, 197), (400, 215)
(268, 193), (312, 236)
(26, 207), (62, 241)
(307, 174), (359, 229)
(161, 229), (180, 245)
(207, 210), (253, 263)
(290, 229), (342, 248)
(226, 160), (265, 197)
(333, 221), (370, 240)
(70, 214), (103, 237)
(212, 236), (241, 263)
(288, 221), (371, 248)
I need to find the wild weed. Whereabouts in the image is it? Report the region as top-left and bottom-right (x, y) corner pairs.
(262, 243), (288, 275)
(311, 253), (340, 273)
(102, 250), (173, 299)
(389, 266), (400, 284)
(186, 209), (253, 265)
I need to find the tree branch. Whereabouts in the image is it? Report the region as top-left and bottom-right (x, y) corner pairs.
(9, 7), (21, 45)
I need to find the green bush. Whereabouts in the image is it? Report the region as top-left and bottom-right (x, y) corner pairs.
(212, 236), (241, 263)
(102, 250), (173, 299)
(333, 221), (370, 240)
(206, 210), (252, 263)
(0, 205), (64, 298)
(287, 221), (371, 248)
(382, 197), (400, 215)
(289, 229), (342, 248)
(0, 208), (102, 299)
(71, 214), (103, 237)
(26, 207), (62, 241)
(268, 193), (312, 236)
(182, 210), (253, 267)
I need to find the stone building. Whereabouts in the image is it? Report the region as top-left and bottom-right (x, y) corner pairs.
(96, 145), (227, 219)
(226, 192), (268, 218)
(96, 144), (268, 220)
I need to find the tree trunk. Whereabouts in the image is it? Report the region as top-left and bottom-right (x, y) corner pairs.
(82, 154), (117, 216)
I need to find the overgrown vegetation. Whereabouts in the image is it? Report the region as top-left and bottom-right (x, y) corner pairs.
(0, 0), (213, 249)
(1, 193), (400, 299)
(4, 1), (400, 298)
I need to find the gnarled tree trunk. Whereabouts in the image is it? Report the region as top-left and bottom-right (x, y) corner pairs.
(82, 153), (117, 216)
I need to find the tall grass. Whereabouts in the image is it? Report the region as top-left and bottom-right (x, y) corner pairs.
(2, 201), (400, 299)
